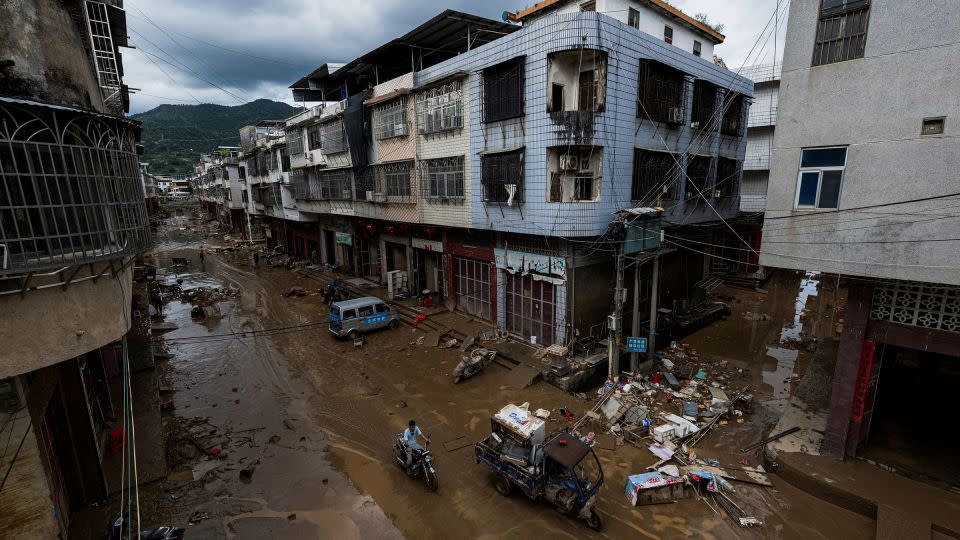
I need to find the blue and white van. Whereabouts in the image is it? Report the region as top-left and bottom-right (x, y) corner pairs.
(328, 296), (400, 338)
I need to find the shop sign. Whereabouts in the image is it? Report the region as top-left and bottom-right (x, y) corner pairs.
(335, 232), (353, 246)
(412, 237), (443, 253)
(494, 248), (566, 279)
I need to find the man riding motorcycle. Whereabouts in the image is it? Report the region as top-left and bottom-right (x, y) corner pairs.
(402, 419), (425, 474)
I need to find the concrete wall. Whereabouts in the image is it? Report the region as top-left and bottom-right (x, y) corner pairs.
(760, 0), (960, 285)
(0, 261), (133, 379)
(0, 404), (60, 538)
(0, 0), (106, 112)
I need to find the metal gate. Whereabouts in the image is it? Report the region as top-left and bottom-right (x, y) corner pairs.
(455, 257), (492, 320)
(505, 273), (556, 346)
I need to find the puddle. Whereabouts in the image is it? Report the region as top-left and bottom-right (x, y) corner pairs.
(762, 272), (820, 410)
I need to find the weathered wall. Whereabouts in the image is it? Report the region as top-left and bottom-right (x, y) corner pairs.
(0, 403), (60, 539)
(760, 0), (960, 285)
(0, 262), (133, 379)
(0, 0), (106, 111)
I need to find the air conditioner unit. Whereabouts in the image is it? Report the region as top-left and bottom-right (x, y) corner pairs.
(372, 192), (387, 203)
(341, 189), (352, 199)
(365, 190), (375, 201)
(560, 155), (579, 171)
(337, 99), (348, 112)
(668, 107), (685, 124)
(304, 152), (313, 161)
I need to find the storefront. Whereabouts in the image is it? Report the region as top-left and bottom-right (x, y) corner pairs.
(495, 247), (568, 347)
(412, 237), (446, 302)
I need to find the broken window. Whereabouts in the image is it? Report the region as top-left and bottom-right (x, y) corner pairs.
(637, 59), (686, 124)
(691, 79), (718, 131)
(547, 50), (606, 113)
(416, 80), (464, 134)
(481, 149), (524, 206)
(547, 146), (602, 203)
(632, 149), (679, 202)
(483, 57), (525, 123)
(306, 123), (322, 150)
(813, 0), (870, 66)
(715, 157), (741, 198)
(796, 147), (847, 209)
(423, 156), (465, 199)
(286, 128), (304, 155)
(721, 93), (746, 137)
(321, 120), (347, 154)
(685, 155), (712, 199)
(375, 99), (408, 140)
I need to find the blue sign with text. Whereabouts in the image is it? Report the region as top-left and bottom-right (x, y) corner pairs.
(625, 337), (648, 353)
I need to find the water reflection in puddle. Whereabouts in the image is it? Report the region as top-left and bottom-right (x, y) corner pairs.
(762, 272), (820, 408)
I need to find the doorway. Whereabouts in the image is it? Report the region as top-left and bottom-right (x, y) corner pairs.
(323, 230), (336, 265)
(455, 256), (492, 321)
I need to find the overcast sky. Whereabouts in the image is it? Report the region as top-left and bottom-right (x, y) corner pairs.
(124, 0), (788, 114)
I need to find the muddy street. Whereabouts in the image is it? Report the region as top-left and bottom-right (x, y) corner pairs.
(140, 214), (872, 539)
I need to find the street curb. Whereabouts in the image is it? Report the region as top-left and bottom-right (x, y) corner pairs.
(764, 446), (877, 521)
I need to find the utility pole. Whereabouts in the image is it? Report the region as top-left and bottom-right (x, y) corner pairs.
(608, 245), (625, 377)
(630, 259), (641, 371)
(647, 253), (661, 362)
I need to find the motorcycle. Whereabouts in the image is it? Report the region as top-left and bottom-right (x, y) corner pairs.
(321, 279), (350, 305)
(394, 434), (439, 491)
(453, 348), (497, 383)
(105, 515), (185, 540)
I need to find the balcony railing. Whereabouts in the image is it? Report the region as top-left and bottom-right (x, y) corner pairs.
(747, 106), (778, 127)
(0, 99), (151, 276)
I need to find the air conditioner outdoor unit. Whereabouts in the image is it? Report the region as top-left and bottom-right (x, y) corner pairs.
(372, 192), (387, 203)
(341, 189), (352, 199)
(668, 107), (685, 124)
(560, 155), (579, 171)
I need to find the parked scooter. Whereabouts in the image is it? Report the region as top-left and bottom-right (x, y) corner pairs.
(394, 434), (439, 491)
(321, 279), (350, 305)
(105, 515), (185, 540)
(453, 348), (497, 383)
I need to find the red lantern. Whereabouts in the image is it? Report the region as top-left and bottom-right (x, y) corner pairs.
(385, 225), (395, 235)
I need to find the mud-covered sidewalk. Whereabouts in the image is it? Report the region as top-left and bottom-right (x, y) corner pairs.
(137, 213), (877, 539)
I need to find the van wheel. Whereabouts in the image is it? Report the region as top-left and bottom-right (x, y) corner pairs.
(492, 474), (512, 496)
(347, 330), (358, 340)
(389, 319), (399, 329)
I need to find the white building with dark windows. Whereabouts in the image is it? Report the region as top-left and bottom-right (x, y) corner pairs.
(760, 0), (960, 475)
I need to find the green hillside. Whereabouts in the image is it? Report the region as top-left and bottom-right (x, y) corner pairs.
(132, 99), (298, 175)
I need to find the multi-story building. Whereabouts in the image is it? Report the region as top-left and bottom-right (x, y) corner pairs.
(256, 5), (750, 349)
(196, 147), (246, 237)
(140, 162), (160, 214)
(760, 0), (960, 471)
(0, 0), (150, 536)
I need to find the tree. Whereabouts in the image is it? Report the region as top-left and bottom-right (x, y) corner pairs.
(693, 13), (725, 35)
(713, 55), (728, 69)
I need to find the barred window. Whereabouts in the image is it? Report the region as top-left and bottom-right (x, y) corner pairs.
(691, 79), (718, 131)
(266, 148), (279, 171)
(385, 164), (412, 198)
(721, 93), (746, 137)
(306, 124), (322, 150)
(481, 150), (524, 205)
(637, 59), (686, 124)
(375, 99), (408, 140)
(416, 81), (464, 134)
(813, 0), (870, 66)
(632, 149), (679, 202)
(255, 152), (267, 176)
(286, 128), (304, 155)
(483, 57), (525, 123)
(686, 155), (712, 198)
(317, 169), (353, 200)
(321, 120), (347, 154)
(715, 157), (741, 198)
(424, 157), (464, 199)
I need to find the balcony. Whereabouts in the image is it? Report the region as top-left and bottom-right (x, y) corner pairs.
(747, 106), (778, 128)
(0, 99), (151, 276)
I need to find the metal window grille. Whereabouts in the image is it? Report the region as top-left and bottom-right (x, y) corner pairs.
(355, 161), (413, 202)
(455, 256), (492, 320)
(307, 169), (352, 200)
(721, 94), (746, 136)
(691, 80), (718, 131)
(573, 174), (594, 201)
(716, 158), (741, 198)
(632, 149), (679, 202)
(269, 183), (282, 206)
(482, 58), (525, 123)
(505, 273), (556, 346)
(286, 129), (304, 155)
(321, 121), (347, 154)
(813, 1), (871, 66)
(685, 155), (712, 198)
(306, 124), (322, 150)
(481, 150), (524, 204)
(375, 100), (408, 140)
(289, 169), (307, 199)
(637, 60), (687, 123)
(84, 1), (123, 114)
(870, 282), (960, 334)
(0, 101), (151, 275)
(416, 82), (464, 134)
(421, 156), (464, 200)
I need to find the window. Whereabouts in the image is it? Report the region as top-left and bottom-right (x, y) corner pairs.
(238, 167), (246, 180)
(628, 8), (640, 28)
(286, 128), (304, 155)
(481, 149), (524, 205)
(693, 41), (702, 57)
(795, 147), (847, 209)
(266, 148), (279, 171)
(375, 99), (408, 140)
(321, 120), (347, 154)
(358, 305), (374, 317)
(574, 175), (594, 201)
(375, 303), (388, 313)
(721, 93), (745, 136)
(664, 25), (674, 44)
(685, 155), (712, 198)
(580, 1), (596, 11)
(922, 117), (945, 136)
(417, 81), (464, 134)
(812, 0), (870, 66)
(424, 156), (464, 199)
(715, 157), (741, 198)
(691, 79), (717, 131)
(483, 57), (524, 123)
(343, 309), (357, 320)
(632, 149), (679, 202)
(547, 50), (606, 113)
(637, 59), (686, 124)
(548, 146), (601, 203)
(551, 84), (564, 112)
(280, 146), (290, 172)
(384, 164), (413, 198)
(306, 124), (322, 150)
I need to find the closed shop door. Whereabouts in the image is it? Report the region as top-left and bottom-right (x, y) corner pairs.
(455, 256), (492, 321)
(505, 273), (556, 346)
